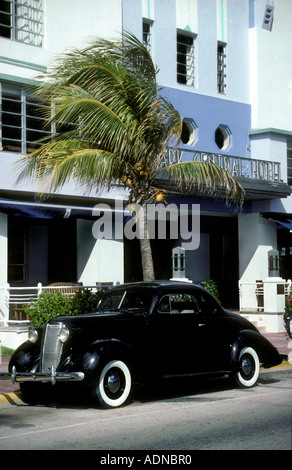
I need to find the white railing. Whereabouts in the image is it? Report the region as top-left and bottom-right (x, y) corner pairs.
(239, 279), (291, 312)
(0, 282), (116, 326)
(238, 281), (263, 312)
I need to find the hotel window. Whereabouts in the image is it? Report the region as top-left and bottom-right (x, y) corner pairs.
(143, 19), (153, 53)
(287, 140), (292, 186)
(177, 32), (195, 86)
(215, 125), (231, 150)
(0, 83), (53, 154)
(181, 119), (197, 146)
(217, 42), (226, 94)
(0, 0), (44, 47)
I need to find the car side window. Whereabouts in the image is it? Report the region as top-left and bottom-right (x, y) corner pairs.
(197, 291), (219, 315)
(98, 293), (124, 311)
(98, 291), (152, 312)
(121, 291), (152, 311)
(157, 293), (199, 314)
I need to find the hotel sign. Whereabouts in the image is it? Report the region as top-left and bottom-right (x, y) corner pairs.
(162, 148), (282, 183)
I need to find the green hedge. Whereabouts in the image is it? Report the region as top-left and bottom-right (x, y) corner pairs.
(198, 280), (221, 304)
(24, 283), (221, 328)
(24, 289), (105, 327)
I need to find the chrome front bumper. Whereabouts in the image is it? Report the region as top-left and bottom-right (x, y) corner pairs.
(0, 366), (84, 385)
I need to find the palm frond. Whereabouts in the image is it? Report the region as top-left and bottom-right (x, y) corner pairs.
(17, 32), (244, 207)
(16, 139), (128, 195)
(155, 161), (245, 205)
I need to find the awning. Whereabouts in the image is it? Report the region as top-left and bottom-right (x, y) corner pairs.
(0, 197), (127, 220)
(262, 213), (292, 230)
(273, 218), (292, 230)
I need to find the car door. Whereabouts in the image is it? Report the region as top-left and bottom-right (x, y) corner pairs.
(194, 289), (234, 372)
(148, 291), (211, 375)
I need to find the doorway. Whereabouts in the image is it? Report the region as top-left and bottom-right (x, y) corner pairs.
(48, 219), (77, 284)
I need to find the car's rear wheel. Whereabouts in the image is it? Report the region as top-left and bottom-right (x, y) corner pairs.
(94, 359), (132, 408)
(234, 346), (260, 388)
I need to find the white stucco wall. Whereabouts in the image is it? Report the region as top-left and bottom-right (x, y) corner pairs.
(238, 212), (278, 311)
(238, 212), (277, 283)
(0, 213), (7, 287)
(0, 213), (8, 326)
(77, 219), (124, 286)
(249, 0), (292, 131)
(0, 0), (123, 84)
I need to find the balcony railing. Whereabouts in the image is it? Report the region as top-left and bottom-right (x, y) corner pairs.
(239, 279), (291, 312)
(162, 148), (283, 183)
(0, 282), (116, 325)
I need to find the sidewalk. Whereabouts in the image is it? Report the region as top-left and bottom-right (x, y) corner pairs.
(0, 357), (20, 395)
(262, 331), (292, 359)
(0, 332), (291, 397)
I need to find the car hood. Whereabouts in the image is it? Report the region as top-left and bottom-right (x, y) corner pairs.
(49, 310), (143, 327)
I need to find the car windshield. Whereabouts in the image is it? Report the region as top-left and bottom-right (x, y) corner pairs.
(97, 290), (153, 313)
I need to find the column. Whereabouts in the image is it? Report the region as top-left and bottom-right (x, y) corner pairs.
(77, 219), (124, 286)
(238, 213), (277, 310)
(0, 213), (8, 323)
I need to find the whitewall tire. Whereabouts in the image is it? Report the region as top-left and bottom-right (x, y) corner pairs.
(235, 347), (260, 388)
(95, 359), (132, 408)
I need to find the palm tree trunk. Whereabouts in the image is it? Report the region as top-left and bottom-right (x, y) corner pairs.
(138, 203), (155, 281)
(139, 236), (155, 281)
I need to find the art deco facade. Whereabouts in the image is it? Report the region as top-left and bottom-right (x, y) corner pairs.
(0, 0), (291, 345)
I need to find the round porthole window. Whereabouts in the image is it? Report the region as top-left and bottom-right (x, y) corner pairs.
(181, 119), (197, 146)
(215, 125), (231, 150)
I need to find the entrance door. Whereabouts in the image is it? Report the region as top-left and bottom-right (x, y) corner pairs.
(210, 232), (238, 308)
(48, 219), (77, 284)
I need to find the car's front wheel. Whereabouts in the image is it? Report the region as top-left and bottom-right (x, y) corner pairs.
(94, 359), (132, 408)
(233, 346), (260, 388)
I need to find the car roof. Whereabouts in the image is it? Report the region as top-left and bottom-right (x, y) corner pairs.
(107, 280), (205, 293)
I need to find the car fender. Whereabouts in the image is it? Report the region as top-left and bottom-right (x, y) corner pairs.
(231, 329), (282, 369)
(9, 337), (42, 373)
(69, 338), (149, 384)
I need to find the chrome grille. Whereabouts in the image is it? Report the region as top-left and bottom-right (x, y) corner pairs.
(41, 323), (64, 373)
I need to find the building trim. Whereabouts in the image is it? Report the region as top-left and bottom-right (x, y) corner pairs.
(249, 128), (292, 137)
(0, 73), (39, 86)
(0, 56), (47, 73)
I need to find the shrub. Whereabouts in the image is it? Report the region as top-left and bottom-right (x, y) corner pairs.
(198, 280), (221, 304)
(25, 289), (105, 327)
(70, 289), (104, 315)
(285, 295), (292, 315)
(1, 346), (15, 357)
(284, 295), (292, 338)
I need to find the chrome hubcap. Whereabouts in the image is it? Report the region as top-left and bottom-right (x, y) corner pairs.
(241, 357), (252, 376)
(107, 371), (121, 394)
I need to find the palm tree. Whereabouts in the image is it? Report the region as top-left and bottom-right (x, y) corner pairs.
(17, 32), (244, 281)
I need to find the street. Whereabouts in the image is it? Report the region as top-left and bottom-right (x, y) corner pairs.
(0, 368), (291, 451)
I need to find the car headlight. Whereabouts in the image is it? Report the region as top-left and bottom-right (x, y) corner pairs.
(28, 328), (38, 343)
(58, 326), (70, 343)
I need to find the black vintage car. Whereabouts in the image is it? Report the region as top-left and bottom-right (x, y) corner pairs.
(0, 281), (281, 408)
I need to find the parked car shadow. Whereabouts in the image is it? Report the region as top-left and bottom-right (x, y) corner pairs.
(17, 374), (234, 409)
(18, 372), (282, 410)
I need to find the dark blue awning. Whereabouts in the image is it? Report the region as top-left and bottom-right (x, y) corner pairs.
(273, 218), (292, 230)
(0, 198), (126, 220)
(262, 213), (292, 230)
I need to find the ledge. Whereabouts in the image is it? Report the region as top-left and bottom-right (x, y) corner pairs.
(249, 128), (292, 137)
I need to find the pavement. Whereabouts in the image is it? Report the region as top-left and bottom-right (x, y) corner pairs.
(0, 331), (291, 405)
